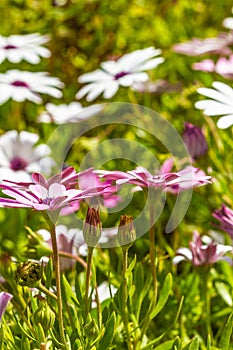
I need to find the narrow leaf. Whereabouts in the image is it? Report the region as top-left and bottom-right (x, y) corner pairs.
(188, 336), (199, 350)
(219, 313), (233, 350)
(153, 339), (175, 350)
(98, 312), (116, 349)
(150, 273), (172, 319)
(125, 255), (137, 279)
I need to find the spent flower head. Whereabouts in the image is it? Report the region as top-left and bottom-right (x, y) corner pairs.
(15, 260), (42, 287)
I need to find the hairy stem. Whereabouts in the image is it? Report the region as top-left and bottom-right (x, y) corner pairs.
(85, 246), (94, 315)
(122, 247), (132, 350)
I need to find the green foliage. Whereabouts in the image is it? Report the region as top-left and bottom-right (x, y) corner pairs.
(0, 0), (233, 349)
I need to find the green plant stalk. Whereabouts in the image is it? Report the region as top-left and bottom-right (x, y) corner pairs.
(122, 247), (132, 350)
(85, 246), (94, 315)
(139, 203), (158, 346)
(94, 268), (102, 327)
(202, 269), (213, 342)
(37, 282), (57, 301)
(45, 215), (68, 350)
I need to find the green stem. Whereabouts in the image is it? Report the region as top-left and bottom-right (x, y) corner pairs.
(45, 214), (68, 350)
(149, 204), (157, 302)
(202, 270), (213, 341)
(94, 275), (102, 327)
(122, 247), (132, 350)
(37, 282), (57, 301)
(85, 247), (94, 315)
(139, 203), (158, 345)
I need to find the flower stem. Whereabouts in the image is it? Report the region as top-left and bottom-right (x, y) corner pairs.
(139, 203), (158, 345)
(59, 251), (87, 270)
(44, 214), (67, 350)
(149, 204), (157, 302)
(122, 247), (132, 350)
(37, 282), (57, 301)
(202, 270), (213, 341)
(85, 246), (94, 315)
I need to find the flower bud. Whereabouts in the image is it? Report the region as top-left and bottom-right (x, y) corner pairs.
(83, 207), (102, 247)
(182, 122), (208, 161)
(33, 296), (55, 333)
(118, 214), (136, 249)
(15, 261), (42, 287)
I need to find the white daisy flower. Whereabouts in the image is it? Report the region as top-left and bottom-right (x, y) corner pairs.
(195, 81), (233, 129)
(76, 47), (164, 101)
(0, 130), (54, 182)
(0, 70), (64, 105)
(223, 17), (233, 30)
(37, 102), (103, 124)
(0, 33), (51, 64)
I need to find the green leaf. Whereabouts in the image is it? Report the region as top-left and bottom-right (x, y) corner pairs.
(215, 281), (232, 306)
(135, 262), (144, 293)
(0, 325), (3, 350)
(98, 312), (116, 349)
(125, 254), (137, 279)
(141, 297), (183, 349)
(153, 339), (176, 350)
(74, 273), (84, 308)
(219, 313), (233, 350)
(61, 274), (77, 303)
(207, 334), (211, 350)
(188, 336), (199, 350)
(150, 273), (173, 319)
(45, 257), (53, 290)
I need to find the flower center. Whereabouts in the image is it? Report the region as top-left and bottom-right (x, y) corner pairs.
(114, 71), (129, 80)
(43, 197), (53, 205)
(11, 80), (30, 88)
(10, 157), (28, 171)
(3, 44), (17, 50)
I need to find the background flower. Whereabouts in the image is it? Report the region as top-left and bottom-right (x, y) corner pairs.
(0, 130), (54, 182)
(212, 204), (233, 238)
(76, 47), (164, 101)
(195, 81), (233, 129)
(37, 102), (102, 124)
(0, 33), (51, 64)
(182, 122), (208, 161)
(173, 231), (232, 266)
(0, 70), (64, 104)
(0, 292), (12, 322)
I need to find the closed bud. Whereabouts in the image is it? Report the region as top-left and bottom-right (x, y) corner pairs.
(15, 261), (42, 287)
(83, 207), (102, 247)
(183, 122), (208, 161)
(33, 296), (55, 333)
(118, 214), (136, 248)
